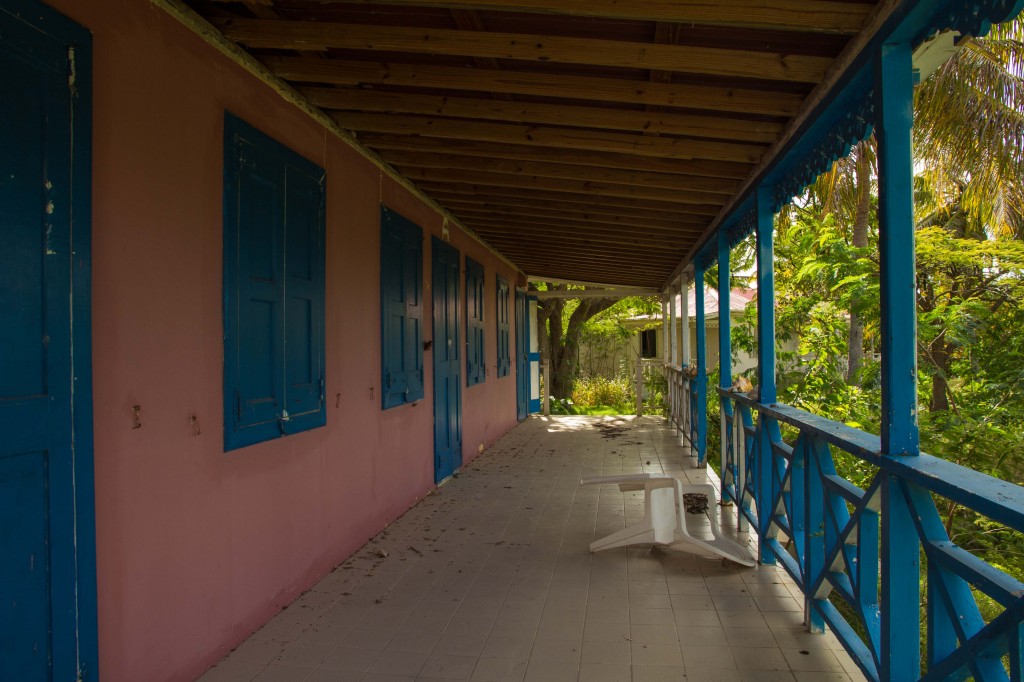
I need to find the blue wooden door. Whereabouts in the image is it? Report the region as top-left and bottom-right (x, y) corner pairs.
(432, 239), (462, 482)
(515, 290), (529, 421)
(0, 3), (97, 680)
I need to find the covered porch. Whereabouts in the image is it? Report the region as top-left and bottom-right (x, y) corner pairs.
(202, 415), (857, 682)
(4, 0), (1024, 680)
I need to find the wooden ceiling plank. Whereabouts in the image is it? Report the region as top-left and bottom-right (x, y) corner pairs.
(363, 135), (751, 179)
(217, 19), (832, 83)
(401, 167), (727, 207)
(474, 237), (686, 259)
(490, 250), (675, 272)
(446, 202), (705, 229)
(287, 0), (870, 35)
(440, 202), (705, 232)
(263, 56), (805, 117)
(335, 114), (766, 164)
(462, 218), (702, 244)
(468, 220), (700, 245)
(303, 87), (783, 144)
(415, 182), (719, 215)
(382, 151), (739, 194)
(429, 192), (709, 225)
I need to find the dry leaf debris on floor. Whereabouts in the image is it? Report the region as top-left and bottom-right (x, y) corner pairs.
(200, 415), (862, 682)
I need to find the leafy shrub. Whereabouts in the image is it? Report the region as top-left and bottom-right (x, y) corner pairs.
(571, 375), (634, 412)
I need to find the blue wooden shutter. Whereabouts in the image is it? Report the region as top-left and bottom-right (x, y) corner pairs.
(380, 207), (423, 408)
(496, 276), (510, 377)
(465, 257), (486, 386)
(282, 164), (326, 432)
(404, 225), (424, 401)
(224, 113), (326, 449)
(229, 136), (284, 439)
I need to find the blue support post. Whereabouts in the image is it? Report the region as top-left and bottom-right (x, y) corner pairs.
(755, 189), (777, 405)
(695, 261), (708, 466)
(718, 231), (732, 390)
(876, 42), (920, 458)
(881, 475), (921, 680)
(876, 41), (922, 682)
(756, 188), (778, 564)
(805, 439), (826, 633)
(718, 231), (733, 477)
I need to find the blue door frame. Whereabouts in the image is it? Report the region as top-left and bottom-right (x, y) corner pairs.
(527, 295), (540, 414)
(432, 238), (462, 482)
(514, 289), (529, 421)
(0, 1), (97, 680)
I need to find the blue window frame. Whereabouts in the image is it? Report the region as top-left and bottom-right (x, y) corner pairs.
(496, 275), (511, 377)
(223, 113), (326, 451)
(465, 257), (486, 386)
(380, 206), (424, 409)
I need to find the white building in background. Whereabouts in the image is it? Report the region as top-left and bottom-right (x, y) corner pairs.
(578, 286), (791, 379)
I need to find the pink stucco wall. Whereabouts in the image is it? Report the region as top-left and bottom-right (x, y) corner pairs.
(38, 1), (521, 680)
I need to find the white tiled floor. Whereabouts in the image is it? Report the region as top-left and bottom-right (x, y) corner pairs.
(199, 415), (865, 682)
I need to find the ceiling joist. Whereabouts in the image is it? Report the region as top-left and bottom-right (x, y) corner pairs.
(362, 136), (753, 179)
(381, 152), (739, 193)
(263, 56), (806, 117)
(216, 19), (833, 83)
(302, 87), (784, 144)
(334, 114), (767, 163)
(246, 0), (871, 35)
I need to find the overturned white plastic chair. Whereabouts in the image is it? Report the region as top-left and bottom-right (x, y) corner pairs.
(580, 473), (756, 566)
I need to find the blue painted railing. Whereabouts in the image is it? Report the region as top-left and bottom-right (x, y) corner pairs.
(665, 365), (699, 465)
(717, 387), (1024, 681)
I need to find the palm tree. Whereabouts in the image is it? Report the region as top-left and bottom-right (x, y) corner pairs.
(912, 18), (1024, 411)
(913, 19), (1024, 240)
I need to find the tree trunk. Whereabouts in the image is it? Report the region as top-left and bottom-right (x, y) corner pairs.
(930, 340), (951, 412)
(847, 141), (871, 384)
(537, 288), (617, 400)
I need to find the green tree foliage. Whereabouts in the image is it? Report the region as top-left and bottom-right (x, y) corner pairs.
(535, 286), (659, 400)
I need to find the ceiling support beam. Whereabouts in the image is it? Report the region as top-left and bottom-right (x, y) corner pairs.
(335, 114), (766, 164)
(263, 57), (805, 117)
(302, 88), (784, 144)
(274, 0), (870, 35)
(218, 19), (832, 83)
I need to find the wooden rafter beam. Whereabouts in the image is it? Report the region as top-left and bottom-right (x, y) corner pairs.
(492, 250), (673, 273)
(435, 201), (709, 229)
(416, 183), (718, 215)
(362, 135), (752, 179)
(429, 192), (710, 225)
(522, 263), (664, 282)
(383, 152), (739, 194)
(440, 202), (706, 232)
(466, 216), (704, 242)
(215, 19), (832, 83)
(472, 232), (689, 256)
(398, 166), (728, 206)
(334, 114), (766, 164)
(302, 88), (783, 144)
(480, 249), (680, 273)
(275, 0), (870, 35)
(263, 57), (804, 117)
(455, 212), (703, 240)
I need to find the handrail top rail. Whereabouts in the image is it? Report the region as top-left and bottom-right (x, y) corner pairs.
(715, 387), (1024, 531)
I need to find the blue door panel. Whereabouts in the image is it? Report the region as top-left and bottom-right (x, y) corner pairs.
(0, 451), (51, 679)
(432, 238), (462, 482)
(0, 3), (96, 678)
